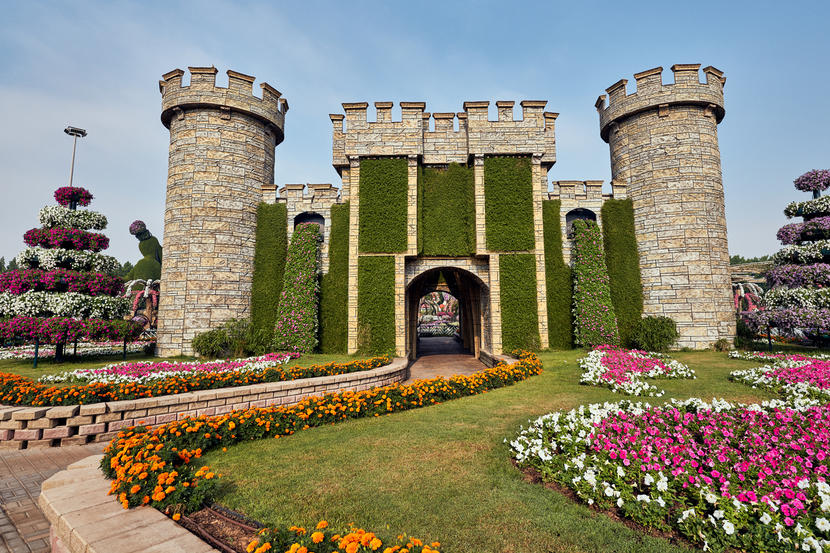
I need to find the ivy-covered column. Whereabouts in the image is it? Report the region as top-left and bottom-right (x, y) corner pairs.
(347, 155), (361, 354)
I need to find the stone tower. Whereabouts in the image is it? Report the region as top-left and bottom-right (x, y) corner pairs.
(156, 66), (287, 356)
(596, 64), (734, 348)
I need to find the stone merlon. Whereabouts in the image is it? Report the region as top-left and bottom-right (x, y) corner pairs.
(596, 64), (726, 142)
(331, 100), (556, 171)
(159, 66), (287, 143)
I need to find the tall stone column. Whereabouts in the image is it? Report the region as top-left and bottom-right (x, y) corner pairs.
(156, 66), (287, 356)
(597, 64), (734, 348)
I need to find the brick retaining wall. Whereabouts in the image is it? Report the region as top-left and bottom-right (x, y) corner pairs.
(1, 358), (408, 450)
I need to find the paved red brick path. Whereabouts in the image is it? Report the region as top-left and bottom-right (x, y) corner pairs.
(0, 443), (104, 553)
(405, 337), (486, 383)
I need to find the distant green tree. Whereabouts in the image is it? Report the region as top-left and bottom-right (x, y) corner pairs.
(7, 258), (18, 271)
(118, 261), (134, 278)
(0, 257), (5, 273)
(730, 254), (771, 265)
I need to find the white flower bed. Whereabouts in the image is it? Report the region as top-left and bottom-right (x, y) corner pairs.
(0, 291), (130, 319)
(510, 397), (830, 553)
(579, 346), (695, 397)
(38, 205), (107, 230)
(0, 341), (146, 360)
(16, 247), (121, 274)
(765, 287), (830, 309)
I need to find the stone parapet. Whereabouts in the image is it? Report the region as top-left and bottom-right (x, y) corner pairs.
(278, 183), (342, 272)
(160, 67), (287, 143)
(39, 454), (219, 553)
(0, 359), (408, 449)
(331, 101), (557, 170)
(596, 65), (725, 142)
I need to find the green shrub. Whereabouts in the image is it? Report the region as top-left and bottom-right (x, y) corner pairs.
(484, 156), (534, 251)
(318, 202), (349, 353)
(601, 199), (643, 346)
(713, 338), (732, 352)
(630, 316), (679, 352)
(358, 158), (408, 253)
(251, 203), (288, 334)
(191, 318), (272, 359)
(418, 163), (475, 256)
(272, 223), (321, 353)
(500, 253), (540, 352)
(572, 220), (619, 347)
(543, 200), (573, 348)
(734, 317), (756, 349)
(357, 256), (396, 355)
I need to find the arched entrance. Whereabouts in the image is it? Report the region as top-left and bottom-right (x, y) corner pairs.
(405, 267), (489, 360)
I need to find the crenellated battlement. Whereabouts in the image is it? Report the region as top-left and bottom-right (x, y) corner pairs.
(330, 100), (557, 171)
(595, 64), (725, 142)
(160, 66), (287, 143)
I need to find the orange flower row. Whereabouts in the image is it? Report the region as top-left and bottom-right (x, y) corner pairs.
(247, 521), (441, 553)
(100, 352), (542, 543)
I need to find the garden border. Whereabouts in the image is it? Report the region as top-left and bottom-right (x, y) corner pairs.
(0, 358), (409, 449)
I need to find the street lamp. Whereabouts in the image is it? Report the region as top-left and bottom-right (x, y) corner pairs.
(64, 126), (87, 188)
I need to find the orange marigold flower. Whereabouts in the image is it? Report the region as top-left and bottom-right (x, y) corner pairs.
(130, 485), (141, 494)
(316, 520), (328, 530)
(311, 531), (324, 543)
(172, 513), (181, 521)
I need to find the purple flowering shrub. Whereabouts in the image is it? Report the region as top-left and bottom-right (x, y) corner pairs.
(794, 169), (830, 193)
(776, 216), (830, 245)
(571, 220), (619, 347)
(23, 227), (109, 252)
(0, 316), (141, 343)
(272, 223), (321, 353)
(53, 186), (93, 207)
(0, 268), (123, 296)
(767, 264), (830, 288)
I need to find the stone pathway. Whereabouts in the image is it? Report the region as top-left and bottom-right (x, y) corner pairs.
(405, 337), (486, 383)
(0, 443), (104, 553)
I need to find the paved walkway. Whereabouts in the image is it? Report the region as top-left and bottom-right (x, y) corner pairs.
(405, 337), (486, 383)
(0, 443), (104, 553)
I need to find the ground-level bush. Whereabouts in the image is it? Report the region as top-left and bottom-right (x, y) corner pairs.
(629, 316), (679, 352)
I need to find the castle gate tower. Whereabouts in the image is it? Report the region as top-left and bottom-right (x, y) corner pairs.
(596, 64), (734, 348)
(156, 66), (287, 356)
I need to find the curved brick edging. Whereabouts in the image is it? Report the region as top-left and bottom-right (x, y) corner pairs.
(39, 454), (218, 553)
(1, 358), (409, 450)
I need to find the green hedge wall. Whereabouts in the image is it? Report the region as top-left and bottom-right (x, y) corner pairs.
(418, 163), (475, 256)
(358, 158), (408, 253)
(601, 199), (643, 346)
(318, 203), (350, 353)
(542, 200), (573, 349)
(484, 156), (535, 251)
(499, 253), (540, 352)
(357, 255), (396, 355)
(251, 202), (287, 335)
(572, 220), (619, 347)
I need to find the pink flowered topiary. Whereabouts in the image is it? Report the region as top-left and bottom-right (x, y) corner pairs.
(53, 186), (93, 207)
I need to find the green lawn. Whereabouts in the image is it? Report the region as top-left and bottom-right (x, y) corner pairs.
(200, 350), (777, 553)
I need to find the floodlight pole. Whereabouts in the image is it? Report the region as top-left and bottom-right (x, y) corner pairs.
(64, 126), (88, 188)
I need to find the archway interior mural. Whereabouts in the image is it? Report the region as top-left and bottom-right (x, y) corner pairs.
(406, 267), (488, 359)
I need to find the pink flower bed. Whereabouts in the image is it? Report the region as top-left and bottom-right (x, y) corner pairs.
(730, 351), (830, 401)
(42, 351), (302, 384)
(579, 346), (694, 396)
(512, 398), (830, 552)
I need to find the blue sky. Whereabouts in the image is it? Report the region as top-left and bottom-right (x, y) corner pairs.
(0, 0), (828, 264)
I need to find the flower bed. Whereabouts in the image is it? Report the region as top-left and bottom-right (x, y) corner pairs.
(0, 340), (148, 360)
(0, 355), (390, 406)
(510, 398), (830, 553)
(38, 205), (107, 230)
(100, 352), (541, 516)
(23, 227), (109, 251)
(767, 264), (830, 288)
(247, 521), (441, 553)
(729, 352), (830, 402)
(0, 315), (141, 343)
(16, 247), (121, 273)
(743, 308), (830, 334)
(40, 351), (300, 384)
(0, 268), (123, 296)
(0, 290), (130, 318)
(579, 346), (695, 397)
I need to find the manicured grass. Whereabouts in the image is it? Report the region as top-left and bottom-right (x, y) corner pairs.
(201, 350), (777, 552)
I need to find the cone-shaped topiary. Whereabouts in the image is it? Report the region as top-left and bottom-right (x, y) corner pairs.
(272, 223), (322, 352)
(0, 187), (140, 356)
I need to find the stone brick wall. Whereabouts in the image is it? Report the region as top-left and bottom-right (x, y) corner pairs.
(156, 67), (287, 356)
(596, 64), (734, 348)
(332, 101), (558, 357)
(275, 183), (341, 273)
(0, 359), (408, 450)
